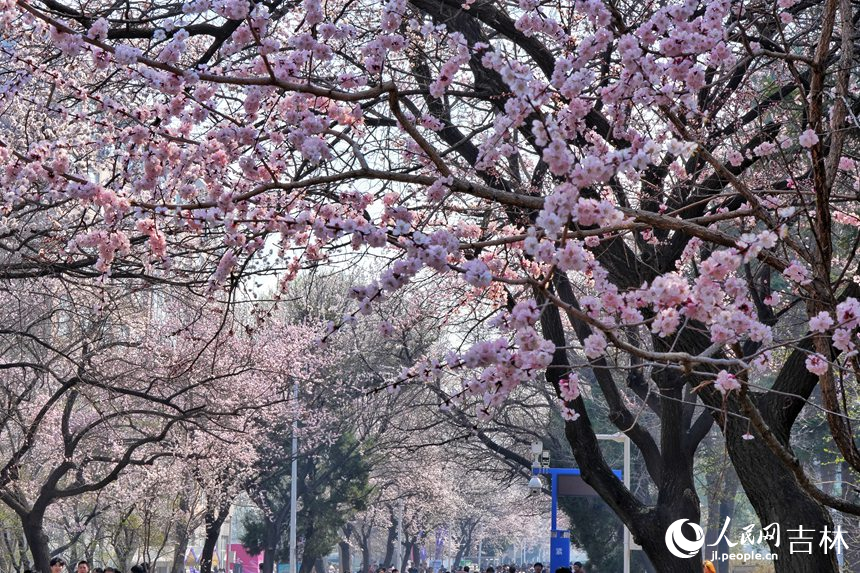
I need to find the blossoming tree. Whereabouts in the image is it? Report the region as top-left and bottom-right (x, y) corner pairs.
(0, 280), (321, 572)
(1, 0), (859, 570)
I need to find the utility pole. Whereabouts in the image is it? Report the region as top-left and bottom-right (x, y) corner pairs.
(476, 523), (483, 571)
(396, 500), (404, 570)
(290, 381), (299, 573)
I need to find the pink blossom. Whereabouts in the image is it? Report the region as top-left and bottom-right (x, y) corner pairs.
(726, 149), (744, 166)
(714, 370), (741, 395)
(832, 328), (855, 352)
(583, 332), (607, 359)
(809, 312), (834, 333)
(463, 258), (492, 288)
(782, 260), (812, 285)
(87, 18), (109, 41)
(560, 403), (580, 421)
(426, 176), (452, 203)
(753, 142), (776, 157)
(839, 157), (856, 171)
(798, 129), (819, 148)
(805, 353), (829, 376)
(555, 240), (590, 272)
(836, 298), (860, 328)
(218, 0), (250, 20)
(700, 249), (741, 280)
(114, 45), (142, 65)
(510, 299), (540, 328)
(559, 374), (581, 401)
(543, 139), (573, 175)
(651, 307), (680, 337)
(379, 321), (395, 337)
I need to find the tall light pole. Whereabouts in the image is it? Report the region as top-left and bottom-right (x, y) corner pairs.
(595, 433), (631, 573)
(396, 500), (404, 570)
(290, 381), (299, 573)
(476, 523), (483, 571)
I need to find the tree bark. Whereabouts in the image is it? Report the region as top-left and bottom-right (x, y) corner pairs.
(199, 505), (230, 573)
(339, 524), (353, 573)
(539, 296), (702, 573)
(721, 416), (839, 572)
(381, 523), (397, 568)
(399, 539), (414, 572)
(298, 554), (315, 573)
(170, 527), (190, 573)
(260, 517), (280, 573)
(20, 513), (50, 573)
(339, 540), (352, 573)
(359, 529), (371, 573)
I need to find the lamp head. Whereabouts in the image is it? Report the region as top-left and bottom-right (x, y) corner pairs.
(527, 475), (542, 494)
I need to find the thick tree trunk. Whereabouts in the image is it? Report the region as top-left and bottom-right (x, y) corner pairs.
(539, 295), (704, 573)
(360, 532), (371, 573)
(170, 527), (190, 573)
(117, 549), (134, 573)
(260, 518), (280, 573)
(299, 554), (315, 573)
(452, 544), (466, 571)
(339, 540), (351, 573)
(314, 557), (326, 573)
(199, 506), (230, 573)
(630, 477), (702, 573)
(841, 461), (860, 569)
(399, 539), (414, 572)
(21, 514), (50, 573)
(723, 420), (839, 573)
(339, 524), (353, 573)
(381, 524), (397, 568)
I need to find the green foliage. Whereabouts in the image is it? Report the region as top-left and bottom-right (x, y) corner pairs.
(559, 497), (622, 572)
(240, 514), (269, 556)
(294, 432), (373, 561)
(241, 431), (373, 565)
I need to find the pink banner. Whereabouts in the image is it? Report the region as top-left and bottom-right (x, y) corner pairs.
(228, 543), (264, 573)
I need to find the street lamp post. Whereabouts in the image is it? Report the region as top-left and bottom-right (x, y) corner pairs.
(595, 433), (631, 573)
(396, 500), (404, 570)
(476, 523), (483, 571)
(289, 381), (299, 573)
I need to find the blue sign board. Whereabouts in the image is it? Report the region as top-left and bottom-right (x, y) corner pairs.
(550, 530), (570, 573)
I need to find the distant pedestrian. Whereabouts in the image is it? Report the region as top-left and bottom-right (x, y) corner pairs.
(76, 560), (90, 573)
(572, 563), (584, 573)
(532, 563), (543, 573)
(50, 558), (68, 573)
